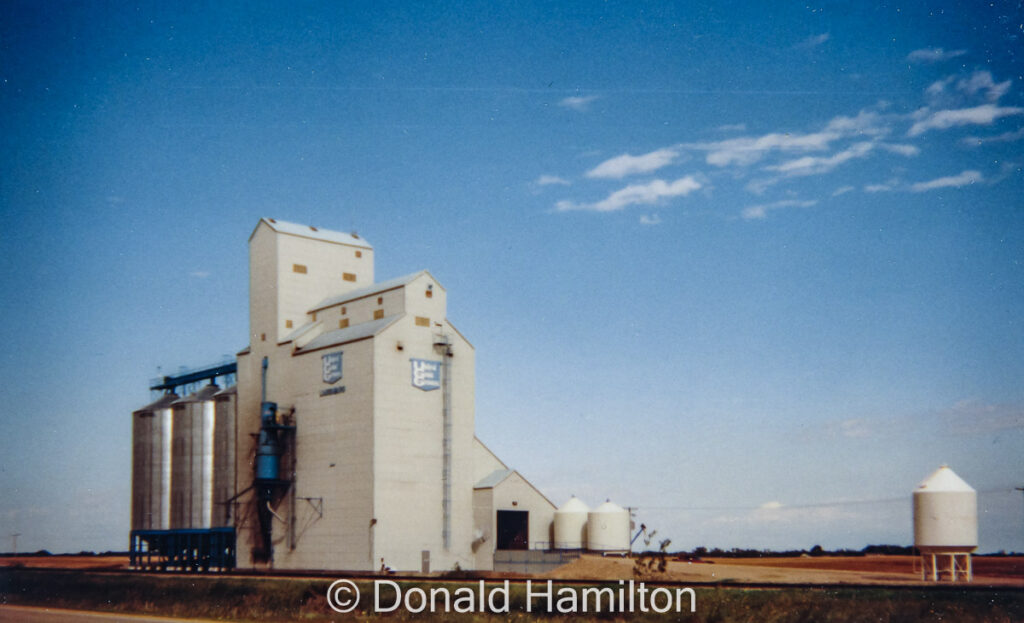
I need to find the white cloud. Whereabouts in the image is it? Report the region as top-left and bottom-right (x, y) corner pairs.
(864, 181), (896, 193)
(910, 169), (983, 192)
(832, 185), (855, 197)
(558, 95), (600, 111)
(741, 199), (817, 220)
(961, 127), (1024, 147)
(839, 418), (872, 439)
(586, 148), (680, 179)
(765, 141), (875, 177)
(879, 143), (920, 157)
(692, 131), (838, 167)
(823, 110), (890, 137)
(926, 77), (954, 99)
(906, 47), (967, 63)
(639, 214), (662, 226)
(712, 501), (858, 526)
(717, 123), (747, 132)
(190, 270), (211, 279)
(939, 400), (1024, 435)
(957, 70), (1011, 102)
(797, 33), (830, 48)
(688, 108), (888, 168)
(555, 176), (701, 212)
(908, 104), (1024, 136)
(535, 174), (571, 186)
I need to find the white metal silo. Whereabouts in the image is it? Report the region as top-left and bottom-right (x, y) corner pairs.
(131, 393), (177, 531)
(913, 465), (977, 581)
(170, 393), (193, 529)
(587, 500), (631, 553)
(553, 497), (589, 549)
(212, 385), (237, 528)
(170, 385), (221, 529)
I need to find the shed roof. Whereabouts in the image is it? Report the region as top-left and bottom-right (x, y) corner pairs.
(474, 469), (515, 490)
(280, 319), (323, 344)
(310, 270), (442, 312)
(252, 217), (372, 249)
(294, 314), (402, 354)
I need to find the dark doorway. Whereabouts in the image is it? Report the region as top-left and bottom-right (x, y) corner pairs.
(496, 510), (529, 550)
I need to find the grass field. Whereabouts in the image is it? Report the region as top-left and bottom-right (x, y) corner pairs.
(2, 568), (1023, 622)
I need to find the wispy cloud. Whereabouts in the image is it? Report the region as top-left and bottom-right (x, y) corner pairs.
(586, 148), (680, 179)
(864, 180), (898, 193)
(927, 70), (1013, 108)
(558, 95), (600, 112)
(190, 270), (211, 279)
(908, 104), (1024, 136)
(958, 70), (1011, 101)
(765, 141), (875, 177)
(939, 400), (1024, 435)
(961, 127), (1024, 147)
(535, 174), (571, 186)
(741, 199), (817, 220)
(712, 501), (858, 526)
(687, 109), (888, 167)
(797, 33), (830, 48)
(823, 109), (890, 137)
(910, 169), (983, 192)
(832, 185), (855, 197)
(879, 143), (919, 157)
(639, 214), (662, 226)
(717, 123), (747, 132)
(818, 400), (1024, 441)
(690, 131), (838, 167)
(906, 47), (967, 63)
(555, 176), (701, 212)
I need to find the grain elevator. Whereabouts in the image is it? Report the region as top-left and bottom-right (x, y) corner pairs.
(130, 218), (583, 572)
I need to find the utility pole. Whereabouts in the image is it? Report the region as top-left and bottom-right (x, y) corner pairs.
(9, 533), (21, 556)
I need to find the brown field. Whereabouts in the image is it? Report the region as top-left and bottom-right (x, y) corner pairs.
(544, 554), (1024, 586)
(0, 556), (130, 570)
(3, 554), (1021, 587)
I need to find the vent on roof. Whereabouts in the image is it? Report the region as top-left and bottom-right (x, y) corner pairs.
(351, 232), (359, 239)
(310, 226), (318, 232)
(268, 218), (276, 223)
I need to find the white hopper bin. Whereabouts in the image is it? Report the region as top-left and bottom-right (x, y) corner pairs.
(587, 500), (630, 553)
(553, 497), (589, 549)
(913, 465), (978, 581)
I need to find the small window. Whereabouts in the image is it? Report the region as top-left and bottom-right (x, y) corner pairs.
(285, 320), (293, 329)
(373, 309), (384, 320)
(355, 250), (362, 258)
(425, 290), (433, 298)
(293, 264), (307, 274)
(415, 316), (430, 327)
(339, 318), (349, 329)
(312, 312), (317, 321)
(260, 333), (266, 342)
(341, 306), (346, 315)
(377, 296), (383, 305)
(343, 272), (356, 282)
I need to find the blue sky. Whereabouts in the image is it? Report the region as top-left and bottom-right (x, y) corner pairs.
(1, 1), (1022, 555)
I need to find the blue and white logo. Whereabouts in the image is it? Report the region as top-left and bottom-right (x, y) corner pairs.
(322, 351), (343, 384)
(410, 359), (441, 391)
